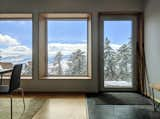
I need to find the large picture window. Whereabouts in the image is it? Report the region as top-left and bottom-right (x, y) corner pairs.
(39, 13), (91, 79)
(48, 20), (88, 76)
(0, 14), (32, 76)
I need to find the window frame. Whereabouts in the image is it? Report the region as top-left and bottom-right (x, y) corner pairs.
(99, 14), (138, 91)
(39, 13), (92, 80)
(0, 13), (33, 79)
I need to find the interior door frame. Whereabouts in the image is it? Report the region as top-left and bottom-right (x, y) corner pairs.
(99, 13), (138, 92)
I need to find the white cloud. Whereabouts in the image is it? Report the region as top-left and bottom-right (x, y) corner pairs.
(48, 43), (87, 56)
(0, 45), (32, 57)
(48, 43), (121, 56)
(0, 34), (19, 46)
(0, 21), (29, 25)
(0, 34), (32, 57)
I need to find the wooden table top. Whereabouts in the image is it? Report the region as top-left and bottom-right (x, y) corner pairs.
(150, 84), (160, 91)
(0, 68), (13, 74)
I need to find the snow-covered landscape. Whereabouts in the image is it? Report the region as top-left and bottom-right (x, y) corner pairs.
(104, 38), (132, 87)
(48, 43), (87, 75)
(0, 38), (132, 87)
(0, 20), (132, 88)
(104, 81), (132, 87)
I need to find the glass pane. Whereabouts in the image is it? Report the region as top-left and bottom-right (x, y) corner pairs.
(104, 20), (133, 88)
(0, 20), (32, 76)
(48, 20), (88, 76)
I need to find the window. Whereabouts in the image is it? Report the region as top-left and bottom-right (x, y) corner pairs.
(100, 15), (137, 89)
(39, 13), (91, 79)
(0, 14), (32, 76)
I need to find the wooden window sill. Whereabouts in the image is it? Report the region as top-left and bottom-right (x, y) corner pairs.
(1, 76), (32, 80)
(40, 76), (92, 80)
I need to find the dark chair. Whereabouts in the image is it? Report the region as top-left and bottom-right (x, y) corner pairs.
(0, 64), (25, 119)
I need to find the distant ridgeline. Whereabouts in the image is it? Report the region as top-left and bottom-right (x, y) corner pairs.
(0, 61), (32, 75)
(0, 62), (13, 69)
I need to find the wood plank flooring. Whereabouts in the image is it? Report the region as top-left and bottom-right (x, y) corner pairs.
(32, 94), (88, 119)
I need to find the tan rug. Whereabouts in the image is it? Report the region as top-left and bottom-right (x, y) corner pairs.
(0, 94), (88, 119)
(33, 94), (88, 119)
(0, 97), (46, 119)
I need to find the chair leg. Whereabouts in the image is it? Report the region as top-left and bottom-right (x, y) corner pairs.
(152, 88), (156, 111)
(10, 94), (13, 119)
(20, 88), (25, 112)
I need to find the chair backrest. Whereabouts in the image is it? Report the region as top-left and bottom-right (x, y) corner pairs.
(9, 64), (22, 93)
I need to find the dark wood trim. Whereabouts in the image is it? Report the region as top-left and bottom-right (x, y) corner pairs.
(136, 13), (145, 94)
(98, 12), (143, 16)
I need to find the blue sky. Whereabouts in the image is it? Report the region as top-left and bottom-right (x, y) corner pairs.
(0, 20), (32, 48)
(0, 20), (132, 49)
(104, 20), (132, 45)
(48, 20), (87, 44)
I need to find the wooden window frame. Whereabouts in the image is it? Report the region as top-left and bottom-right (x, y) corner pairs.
(39, 13), (92, 80)
(99, 13), (139, 91)
(0, 13), (33, 79)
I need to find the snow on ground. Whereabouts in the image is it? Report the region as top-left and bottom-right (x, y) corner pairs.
(104, 81), (132, 87)
(110, 44), (121, 51)
(0, 65), (3, 70)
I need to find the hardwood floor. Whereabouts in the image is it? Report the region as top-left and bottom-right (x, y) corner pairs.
(1, 93), (159, 119)
(32, 94), (88, 119)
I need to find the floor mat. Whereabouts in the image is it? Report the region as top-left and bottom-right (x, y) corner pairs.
(88, 92), (152, 105)
(87, 94), (160, 119)
(94, 105), (159, 119)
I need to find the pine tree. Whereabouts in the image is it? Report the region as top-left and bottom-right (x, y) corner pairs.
(104, 38), (117, 81)
(22, 61), (32, 75)
(116, 41), (132, 81)
(52, 51), (63, 75)
(66, 49), (87, 75)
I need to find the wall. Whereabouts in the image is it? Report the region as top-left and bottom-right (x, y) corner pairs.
(144, 0), (160, 100)
(0, 0), (144, 92)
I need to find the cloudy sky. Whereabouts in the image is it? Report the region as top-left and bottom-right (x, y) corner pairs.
(0, 20), (131, 59)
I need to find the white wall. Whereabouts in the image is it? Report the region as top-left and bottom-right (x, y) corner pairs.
(0, 0), (144, 92)
(144, 0), (160, 100)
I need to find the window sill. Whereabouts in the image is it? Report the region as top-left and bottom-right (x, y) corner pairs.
(40, 76), (92, 80)
(1, 76), (32, 80)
